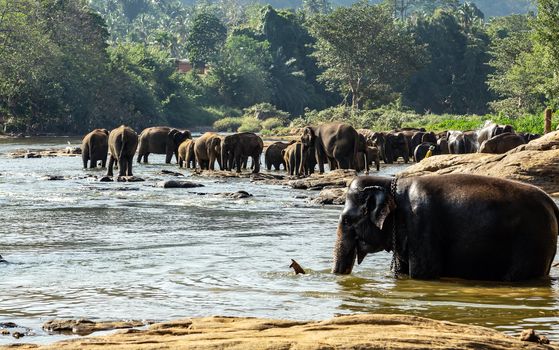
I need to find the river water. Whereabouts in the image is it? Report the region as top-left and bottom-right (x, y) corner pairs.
(0, 137), (558, 345)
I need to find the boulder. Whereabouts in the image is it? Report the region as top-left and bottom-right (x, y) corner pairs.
(5, 314), (553, 350)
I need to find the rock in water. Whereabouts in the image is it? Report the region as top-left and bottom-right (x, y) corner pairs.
(290, 259), (305, 275)
(157, 180), (204, 189)
(159, 170), (184, 177)
(218, 191), (253, 199)
(519, 329), (550, 345)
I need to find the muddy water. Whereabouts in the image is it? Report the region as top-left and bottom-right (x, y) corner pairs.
(0, 137), (558, 345)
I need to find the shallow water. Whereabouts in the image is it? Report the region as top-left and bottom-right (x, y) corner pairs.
(0, 137), (558, 345)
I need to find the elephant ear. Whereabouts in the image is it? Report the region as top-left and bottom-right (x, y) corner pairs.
(361, 186), (396, 230)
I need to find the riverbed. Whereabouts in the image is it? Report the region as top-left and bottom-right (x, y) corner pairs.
(0, 137), (558, 345)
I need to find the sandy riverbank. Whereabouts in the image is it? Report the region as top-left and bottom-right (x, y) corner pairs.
(1, 314), (554, 350)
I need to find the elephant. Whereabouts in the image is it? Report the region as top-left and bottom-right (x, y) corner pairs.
(178, 139), (196, 168)
(107, 125), (138, 177)
(518, 132), (541, 143)
(81, 128), (109, 168)
(355, 134), (370, 174)
(414, 142), (441, 162)
(437, 137), (449, 154)
(447, 131), (477, 154)
(395, 128), (422, 158)
(301, 143), (317, 175)
(332, 174), (558, 281)
(301, 123), (359, 174)
(137, 127), (192, 164)
(221, 132), (263, 173)
(384, 132), (409, 164)
(356, 146), (380, 172)
(479, 132), (526, 154)
(477, 121), (515, 145)
(410, 132), (436, 160)
(369, 132), (389, 164)
(265, 141), (293, 171)
(282, 142), (303, 176)
(194, 132), (222, 170)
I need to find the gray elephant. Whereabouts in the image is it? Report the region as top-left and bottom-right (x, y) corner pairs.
(479, 132), (525, 154)
(333, 174), (558, 281)
(221, 132), (263, 173)
(477, 121), (515, 145)
(282, 141), (303, 176)
(137, 127), (192, 164)
(194, 132), (222, 170)
(301, 123), (359, 173)
(265, 141), (292, 171)
(107, 125), (138, 177)
(178, 139), (196, 168)
(81, 128), (109, 168)
(384, 132), (409, 164)
(447, 131), (477, 154)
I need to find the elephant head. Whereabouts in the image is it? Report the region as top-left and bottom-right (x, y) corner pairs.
(301, 127), (316, 148)
(169, 129), (191, 147)
(421, 132), (436, 144)
(333, 179), (396, 274)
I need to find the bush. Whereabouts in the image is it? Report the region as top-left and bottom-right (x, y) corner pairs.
(261, 117), (286, 130)
(213, 117), (244, 132)
(238, 117), (262, 132)
(243, 103), (290, 120)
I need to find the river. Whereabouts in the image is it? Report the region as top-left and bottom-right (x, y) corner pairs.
(0, 137), (558, 345)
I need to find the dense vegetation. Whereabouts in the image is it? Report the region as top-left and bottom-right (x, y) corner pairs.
(0, 0), (555, 135)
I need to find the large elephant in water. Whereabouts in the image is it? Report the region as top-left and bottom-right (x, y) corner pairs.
(221, 132), (263, 173)
(81, 128), (109, 168)
(301, 123), (359, 173)
(332, 174), (558, 281)
(107, 126), (138, 177)
(384, 133), (409, 164)
(137, 127), (191, 164)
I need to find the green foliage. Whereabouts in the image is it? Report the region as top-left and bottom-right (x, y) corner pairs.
(535, 0), (559, 108)
(207, 34), (273, 107)
(404, 6), (492, 114)
(213, 117), (244, 131)
(243, 102), (290, 119)
(261, 117), (286, 130)
(237, 117), (263, 132)
(310, 2), (425, 108)
(185, 12), (227, 67)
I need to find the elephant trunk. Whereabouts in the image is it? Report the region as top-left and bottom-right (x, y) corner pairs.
(332, 222), (357, 274)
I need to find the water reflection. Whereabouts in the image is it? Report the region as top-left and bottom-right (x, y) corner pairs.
(336, 263), (559, 337)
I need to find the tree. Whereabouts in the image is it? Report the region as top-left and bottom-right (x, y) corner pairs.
(185, 12), (227, 68)
(486, 14), (548, 114)
(310, 2), (424, 109)
(207, 34), (273, 107)
(535, 0), (559, 107)
(302, 0), (332, 15)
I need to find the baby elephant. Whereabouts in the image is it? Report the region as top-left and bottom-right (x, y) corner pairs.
(107, 126), (139, 177)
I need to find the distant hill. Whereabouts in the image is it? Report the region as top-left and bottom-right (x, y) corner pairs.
(182, 0), (533, 17)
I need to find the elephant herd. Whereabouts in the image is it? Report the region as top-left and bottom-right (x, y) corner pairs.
(81, 125), (266, 176)
(359, 121), (541, 165)
(81, 121), (540, 177)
